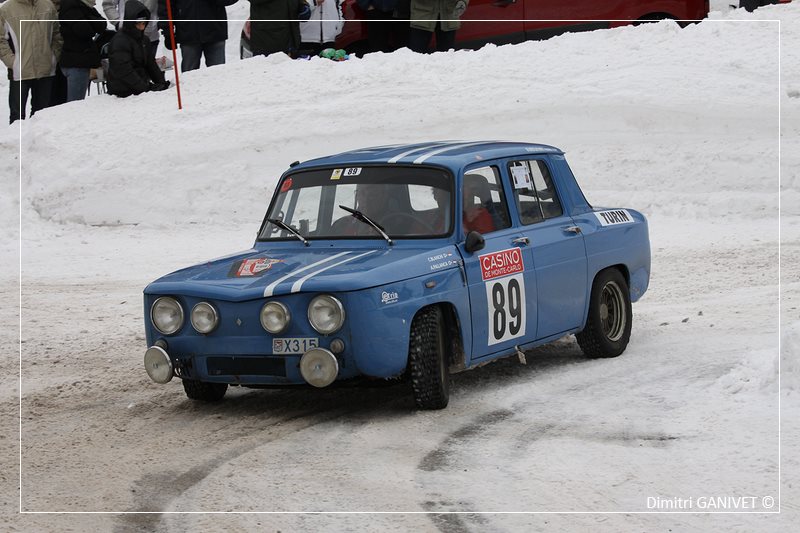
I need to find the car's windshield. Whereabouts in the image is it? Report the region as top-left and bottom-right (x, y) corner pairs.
(259, 166), (453, 241)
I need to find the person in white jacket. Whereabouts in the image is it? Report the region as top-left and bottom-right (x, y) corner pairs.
(103, 0), (160, 57)
(299, 0), (343, 56)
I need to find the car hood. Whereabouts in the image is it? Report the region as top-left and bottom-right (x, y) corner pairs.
(144, 243), (462, 301)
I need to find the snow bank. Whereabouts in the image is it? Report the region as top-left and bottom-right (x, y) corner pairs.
(1, 15), (783, 235)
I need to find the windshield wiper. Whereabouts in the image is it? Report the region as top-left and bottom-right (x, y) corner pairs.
(267, 218), (309, 246)
(338, 205), (393, 245)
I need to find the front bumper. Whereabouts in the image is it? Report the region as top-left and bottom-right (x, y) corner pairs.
(144, 340), (354, 386)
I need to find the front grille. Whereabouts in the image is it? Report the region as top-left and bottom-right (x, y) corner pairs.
(207, 356), (287, 377)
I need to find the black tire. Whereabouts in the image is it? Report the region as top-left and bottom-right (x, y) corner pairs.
(182, 379), (228, 402)
(408, 306), (450, 410)
(576, 268), (632, 359)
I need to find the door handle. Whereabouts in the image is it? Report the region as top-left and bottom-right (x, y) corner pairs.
(511, 236), (530, 246)
(563, 226), (582, 234)
(492, 0), (516, 6)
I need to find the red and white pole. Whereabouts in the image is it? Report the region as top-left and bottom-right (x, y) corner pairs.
(164, 0), (182, 110)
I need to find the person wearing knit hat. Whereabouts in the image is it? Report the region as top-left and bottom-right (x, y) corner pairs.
(106, 0), (170, 97)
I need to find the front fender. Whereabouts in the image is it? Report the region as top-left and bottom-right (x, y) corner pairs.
(345, 266), (470, 378)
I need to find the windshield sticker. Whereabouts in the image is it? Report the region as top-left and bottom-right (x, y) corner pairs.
(343, 167), (362, 177)
(229, 257), (284, 277)
(510, 164), (532, 190)
(331, 169), (343, 180)
(594, 209), (634, 226)
(381, 291), (399, 305)
(479, 247), (524, 281)
(280, 177), (293, 192)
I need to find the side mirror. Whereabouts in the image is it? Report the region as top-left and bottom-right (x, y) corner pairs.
(464, 231), (485, 254)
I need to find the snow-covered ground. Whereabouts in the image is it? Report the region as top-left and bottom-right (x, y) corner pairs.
(1, 3), (798, 531)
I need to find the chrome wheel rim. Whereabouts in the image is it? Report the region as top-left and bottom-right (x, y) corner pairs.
(599, 281), (626, 342)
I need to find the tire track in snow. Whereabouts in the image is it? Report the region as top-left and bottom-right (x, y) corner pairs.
(116, 387), (410, 531)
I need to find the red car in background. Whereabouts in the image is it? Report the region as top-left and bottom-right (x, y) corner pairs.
(241, 0), (710, 58)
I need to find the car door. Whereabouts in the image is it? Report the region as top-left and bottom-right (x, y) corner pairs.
(507, 158), (588, 340)
(456, 164), (538, 363)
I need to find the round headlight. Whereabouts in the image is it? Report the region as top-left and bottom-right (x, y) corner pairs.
(144, 345), (173, 384)
(308, 294), (345, 335)
(191, 302), (218, 334)
(151, 297), (184, 335)
(300, 348), (339, 387)
(261, 301), (291, 334)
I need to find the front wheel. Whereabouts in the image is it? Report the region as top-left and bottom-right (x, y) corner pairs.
(408, 306), (450, 410)
(576, 269), (632, 358)
(182, 379), (228, 402)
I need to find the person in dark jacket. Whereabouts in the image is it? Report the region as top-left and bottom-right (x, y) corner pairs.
(158, 0), (236, 72)
(59, 0), (108, 102)
(357, 0), (408, 53)
(107, 0), (169, 97)
(249, 0), (310, 57)
(103, 0), (160, 59)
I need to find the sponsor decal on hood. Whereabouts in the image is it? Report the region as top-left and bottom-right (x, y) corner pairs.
(228, 257), (284, 277)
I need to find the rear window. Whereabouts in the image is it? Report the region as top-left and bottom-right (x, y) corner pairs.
(508, 160), (563, 224)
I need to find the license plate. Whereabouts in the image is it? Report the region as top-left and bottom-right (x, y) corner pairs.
(272, 337), (318, 354)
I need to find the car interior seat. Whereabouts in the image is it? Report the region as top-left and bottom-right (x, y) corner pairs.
(464, 173), (507, 230)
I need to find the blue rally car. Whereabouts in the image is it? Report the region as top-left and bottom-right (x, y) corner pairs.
(143, 141), (650, 409)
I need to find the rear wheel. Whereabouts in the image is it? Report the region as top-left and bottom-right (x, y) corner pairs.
(408, 306), (450, 410)
(182, 379), (228, 402)
(576, 269), (632, 358)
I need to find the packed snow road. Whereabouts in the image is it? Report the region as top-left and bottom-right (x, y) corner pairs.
(3, 3), (799, 531)
(9, 215), (788, 531)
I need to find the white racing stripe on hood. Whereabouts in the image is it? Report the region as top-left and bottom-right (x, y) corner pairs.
(290, 250), (377, 294)
(413, 141), (489, 164)
(263, 251), (351, 297)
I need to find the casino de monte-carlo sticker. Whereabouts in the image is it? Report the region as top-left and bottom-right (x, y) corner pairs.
(594, 209), (634, 226)
(479, 248), (526, 346)
(229, 257), (283, 277)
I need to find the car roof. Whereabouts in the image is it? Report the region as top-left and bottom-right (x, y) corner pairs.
(292, 141), (564, 171)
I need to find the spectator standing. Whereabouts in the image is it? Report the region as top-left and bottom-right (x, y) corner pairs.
(408, 0), (467, 53)
(249, 0), (310, 58)
(0, 0), (63, 123)
(104, 0), (160, 58)
(299, 0), (343, 57)
(357, 0), (407, 53)
(107, 0), (169, 97)
(49, 0), (69, 107)
(59, 0), (108, 102)
(158, 0), (237, 72)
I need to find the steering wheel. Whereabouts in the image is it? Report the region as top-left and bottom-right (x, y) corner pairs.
(381, 212), (437, 235)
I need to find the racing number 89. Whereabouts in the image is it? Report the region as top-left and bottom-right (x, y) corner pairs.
(492, 279), (521, 339)
(486, 274), (526, 345)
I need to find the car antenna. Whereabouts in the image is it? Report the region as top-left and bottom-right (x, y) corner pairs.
(289, 161), (300, 167)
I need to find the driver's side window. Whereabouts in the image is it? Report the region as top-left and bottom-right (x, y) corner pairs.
(462, 166), (510, 235)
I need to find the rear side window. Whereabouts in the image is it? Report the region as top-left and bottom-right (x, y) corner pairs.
(462, 166), (511, 235)
(509, 160), (563, 224)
